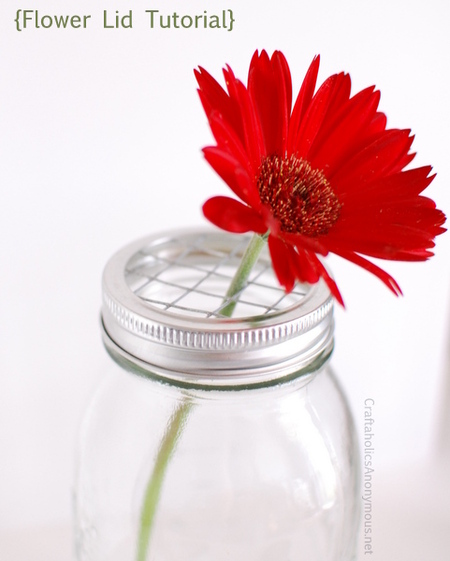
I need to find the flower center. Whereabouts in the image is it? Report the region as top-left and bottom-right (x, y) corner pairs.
(257, 155), (341, 236)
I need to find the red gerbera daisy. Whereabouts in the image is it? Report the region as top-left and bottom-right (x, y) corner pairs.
(195, 50), (446, 305)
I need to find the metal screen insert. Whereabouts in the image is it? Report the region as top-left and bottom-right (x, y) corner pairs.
(125, 232), (308, 320)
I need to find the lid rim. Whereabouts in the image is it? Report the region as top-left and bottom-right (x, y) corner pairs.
(101, 318), (334, 388)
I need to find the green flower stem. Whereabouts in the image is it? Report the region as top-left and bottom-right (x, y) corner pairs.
(136, 399), (192, 561)
(220, 232), (268, 318)
(135, 232), (268, 561)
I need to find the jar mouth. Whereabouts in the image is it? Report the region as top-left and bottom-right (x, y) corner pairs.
(101, 228), (334, 387)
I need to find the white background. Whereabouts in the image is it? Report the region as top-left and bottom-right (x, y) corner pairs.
(1, 0), (449, 559)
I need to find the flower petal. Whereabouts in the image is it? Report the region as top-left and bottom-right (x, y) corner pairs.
(287, 245), (321, 284)
(291, 73), (340, 158)
(202, 147), (251, 203)
(284, 245), (344, 306)
(195, 67), (244, 142)
(268, 234), (296, 292)
(273, 50), (293, 151)
(306, 252), (344, 306)
(224, 67), (265, 170)
(309, 87), (381, 175)
(203, 196), (267, 234)
(281, 231), (329, 256)
(339, 166), (436, 200)
(206, 111), (254, 176)
(330, 129), (414, 190)
(364, 111), (387, 138)
(331, 249), (403, 296)
(248, 50), (292, 155)
(325, 231), (436, 261)
(287, 56), (320, 154)
(301, 72), (352, 152)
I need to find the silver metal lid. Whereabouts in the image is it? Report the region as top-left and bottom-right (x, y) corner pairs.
(101, 229), (334, 387)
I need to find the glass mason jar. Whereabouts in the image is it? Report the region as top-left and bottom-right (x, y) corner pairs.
(74, 229), (360, 561)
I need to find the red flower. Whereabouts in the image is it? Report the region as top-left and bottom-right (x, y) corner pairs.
(195, 50), (446, 305)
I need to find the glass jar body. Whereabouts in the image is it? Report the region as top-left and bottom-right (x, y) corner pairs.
(74, 358), (360, 561)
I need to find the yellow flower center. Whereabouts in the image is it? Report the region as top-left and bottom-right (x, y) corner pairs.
(257, 155), (341, 236)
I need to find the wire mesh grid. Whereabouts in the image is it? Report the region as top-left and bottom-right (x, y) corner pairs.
(124, 232), (309, 319)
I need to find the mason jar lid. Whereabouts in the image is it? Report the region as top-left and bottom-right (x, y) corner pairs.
(101, 229), (334, 387)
